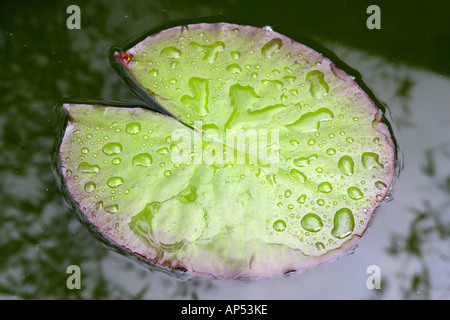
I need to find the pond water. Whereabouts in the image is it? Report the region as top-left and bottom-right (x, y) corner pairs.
(1, 1), (449, 299)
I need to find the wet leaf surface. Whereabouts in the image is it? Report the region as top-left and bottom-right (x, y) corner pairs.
(60, 23), (396, 279)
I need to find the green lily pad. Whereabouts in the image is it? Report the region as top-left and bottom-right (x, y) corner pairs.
(59, 23), (396, 279)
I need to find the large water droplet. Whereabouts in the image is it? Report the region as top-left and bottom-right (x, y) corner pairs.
(294, 154), (317, 167)
(273, 219), (286, 232)
(315, 242), (325, 251)
(338, 155), (354, 176)
(231, 51), (240, 59)
(84, 181), (96, 193)
(78, 162), (100, 173)
(318, 182), (333, 193)
(331, 208), (355, 239)
(286, 108), (334, 133)
(326, 148), (336, 155)
(226, 63), (242, 74)
(225, 84), (261, 129)
(102, 142), (123, 156)
(160, 46), (181, 58)
(362, 152), (384, 170)
(189, 41), (225, 63)
(261, 79), (283, 89)
(348, 186), (363, 200)
(301, 213), (323, 232)
(157, 147), (169, 155)
(261, 38), (282, 58)
(148, 69), (158, 77)
(297, 194), (307, 204)
(104, 204), (119, 214)
(290, 169), (307, 183)
(107, 177), (124, 188)
(126, 122), (141, 135)
(132, 153), (152, 167)
(181, 77), (209, 117)
(306, 70), (329, 98)
(375, 181), (387, 190)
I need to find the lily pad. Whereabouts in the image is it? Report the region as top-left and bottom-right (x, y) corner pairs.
(59, 23), (396, 279)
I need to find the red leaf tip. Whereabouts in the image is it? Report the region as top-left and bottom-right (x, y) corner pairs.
(116, 51), (133, 66)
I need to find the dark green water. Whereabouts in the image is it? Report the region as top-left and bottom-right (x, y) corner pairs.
(1, 0), (449, 299)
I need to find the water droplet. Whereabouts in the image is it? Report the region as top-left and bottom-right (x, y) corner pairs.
(273, 219), (286, 232)
(189, 41), (225, 63)
(301, 213), (323, 232)
(283, 76), (296, 84)
(294, 154), (317, 167)
(331, 208), (355, 239)
(318, 182), (333, 193)
(78, 162), (100, 173)
(315, 242), (325, 250)
(286, 108), (334, 133)
(132, 153), (152, 167)
(107, 177), (124, 188)
(224, 84), (263, 129)
(95, 201), (103, 210)
(84, 181), (96, 193)
(297, 194), (307, 204)
(306, 70), (329, 98)
(261, 38), (282, 58)
(81, 147), (89, 154)
(226, 63), (242, 74)
(289, 139), (299, 147)
(290, 169), (307, 183)
(102, 142), (123, 156)
(375, 181), (387, 190)
(148, 69), (158, 77)
(231, 51), (240, 59)
(169, 78), (177, 84)
(362, 152), (384, 170)
(104, 204), (119, 214)
(326, 148), (336, 155)
(126, 122), (141, 135)
(112, 157), (121, 165)
(157, 147), (169, 155)
(348, 186), (363, 200)
(181, 77), (209, 117)
(285, 189), (292, 198)
(338, 155), (354, 176)
(261, 79), (283, 89)
(160, 46), (181, 58)
(163, 170), (172, 177)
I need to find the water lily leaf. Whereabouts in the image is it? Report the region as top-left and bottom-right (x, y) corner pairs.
(59, 23), (396, 279)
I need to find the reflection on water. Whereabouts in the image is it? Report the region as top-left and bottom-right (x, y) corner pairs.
(0, 1), (449, 299)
